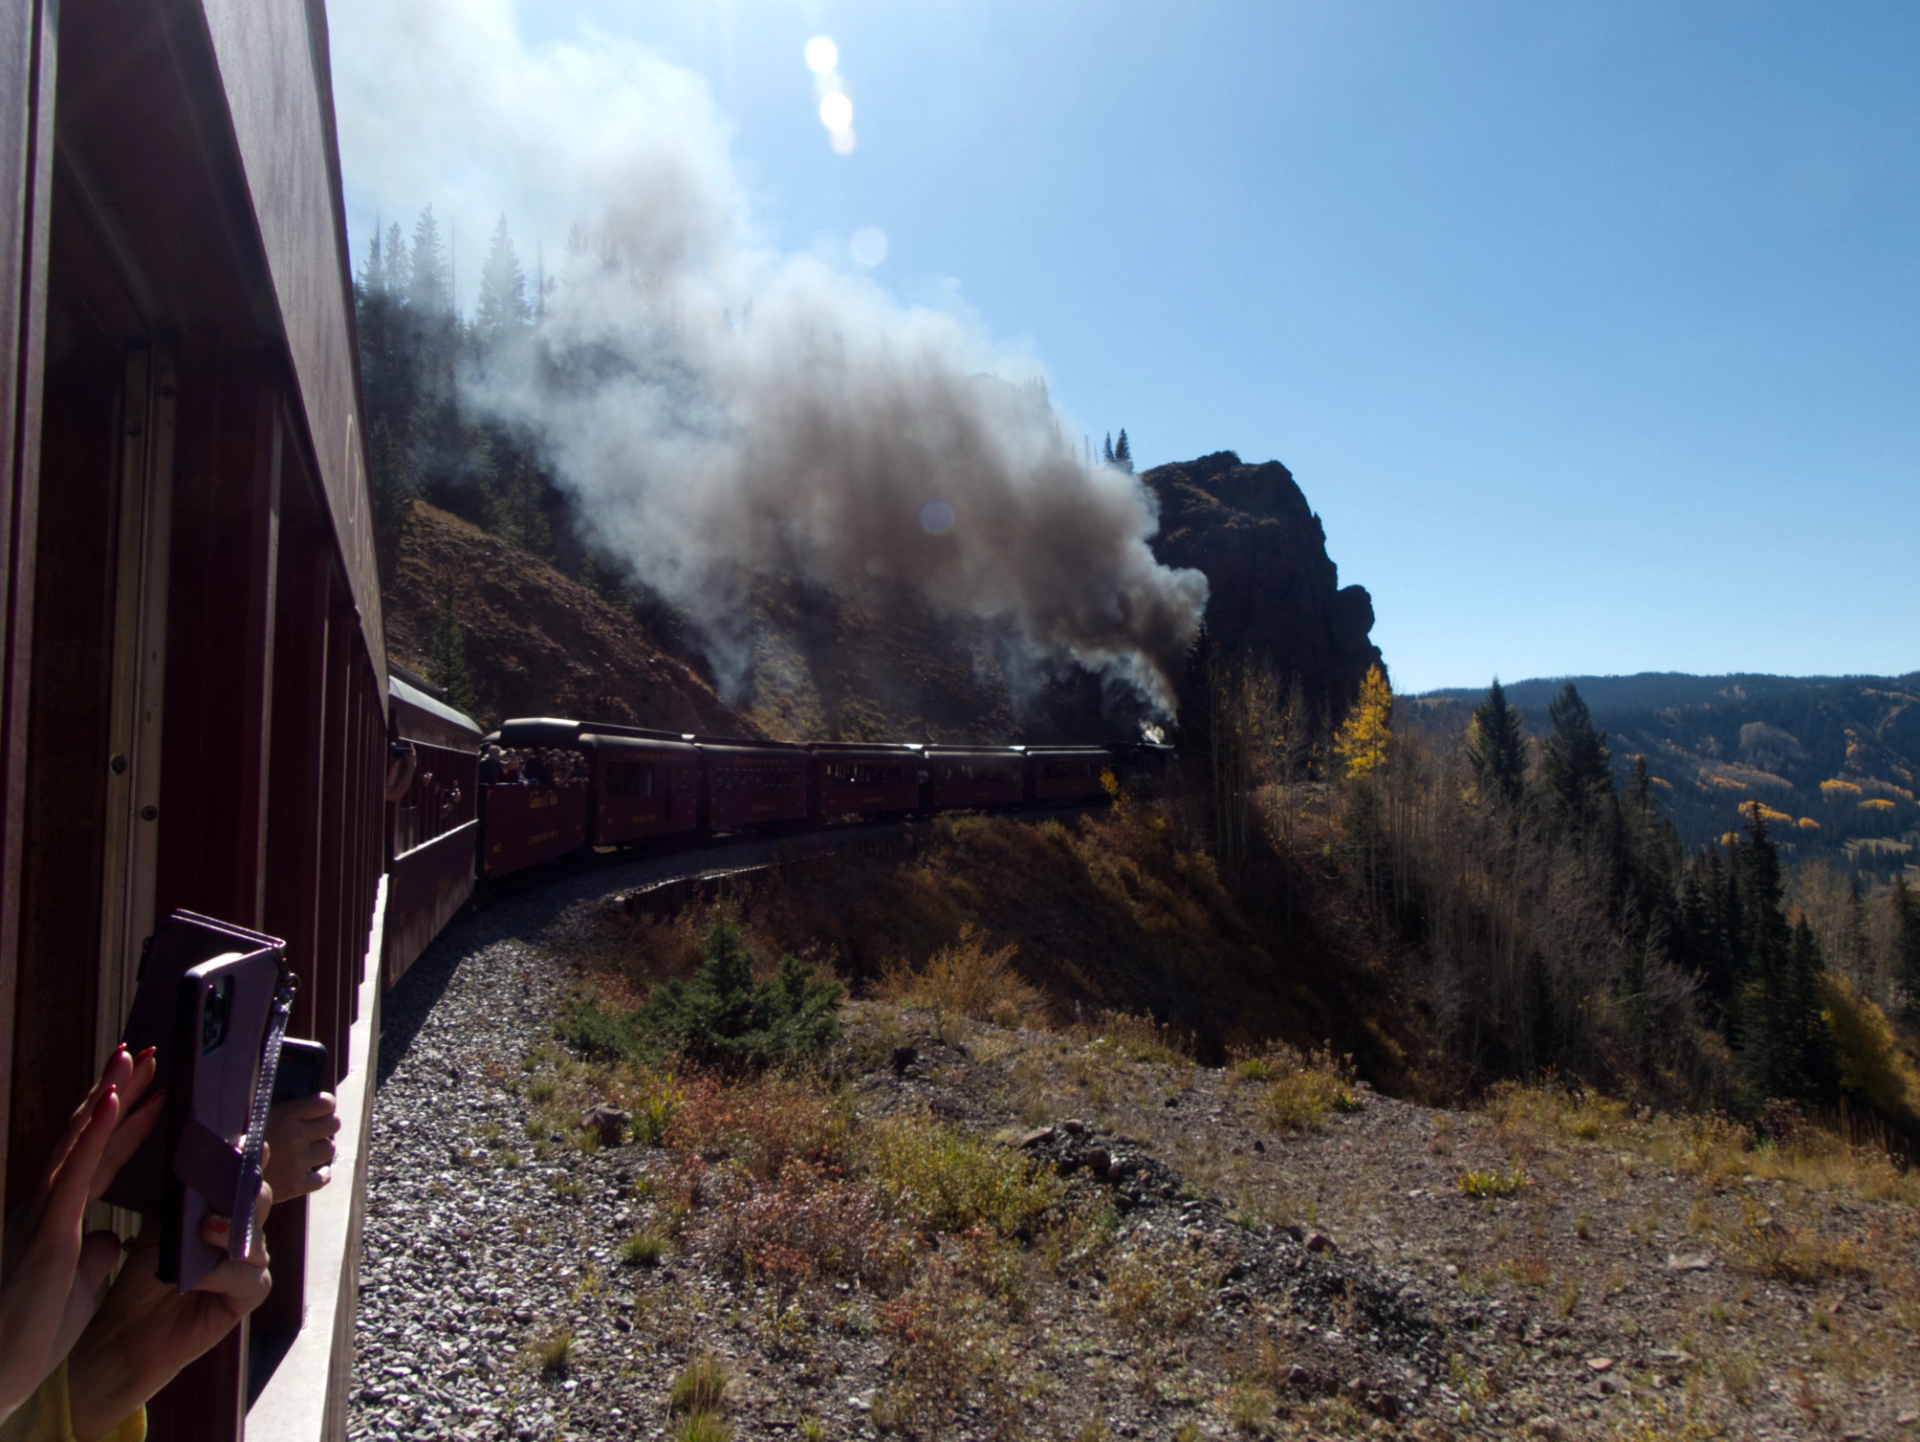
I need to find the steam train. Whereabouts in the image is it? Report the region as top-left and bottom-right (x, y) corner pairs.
(380, 670), (1171, 983)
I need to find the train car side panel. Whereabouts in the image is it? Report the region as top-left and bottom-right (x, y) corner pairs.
(480, 782), (588, 877)
(586, 733), (699, 845)
(704, 744), (808, 830)
(928, 748), (1025, 810)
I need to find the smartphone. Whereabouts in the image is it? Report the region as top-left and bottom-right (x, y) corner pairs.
(105, 910), (292, 1290)
(272, 1038), (330, 1104)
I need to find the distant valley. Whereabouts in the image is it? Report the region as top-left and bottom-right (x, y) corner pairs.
(1413, 671), (1920, 875)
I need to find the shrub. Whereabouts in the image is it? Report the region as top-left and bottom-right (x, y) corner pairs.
(707, 1159), (914, 1294)
(1456, 1167), (1528, 1199)
(642, 912), (843, 1070)
(865, 1115), (1065, 1237)
(1249, 1044), (1362, 1132)
(876, 923), (1041, 1027)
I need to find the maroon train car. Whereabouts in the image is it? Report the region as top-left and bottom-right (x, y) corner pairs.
(382, 674), (482, 985)
(480, 782), (588, 878)
(810, 742), (926, 819)
(926, 746), (1027, 809)
(1027, 746), (1112, 804)
(704, 741), (809, 830)
(585, 730), (700, 845)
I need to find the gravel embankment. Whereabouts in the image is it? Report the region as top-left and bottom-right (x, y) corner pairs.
(346, 831), (900, 1442)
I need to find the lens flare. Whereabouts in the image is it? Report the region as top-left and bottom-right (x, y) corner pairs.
(804, 36), (838, 75)
(818, 92), (853, 133)
(830, 128), (857, 156)
(849, 226), (888, 266)
(919, 499), (955, 534)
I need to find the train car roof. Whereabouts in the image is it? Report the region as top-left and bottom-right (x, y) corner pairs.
(924, 744), (1027, 756)
(806, 741), (926, 754)
(698, 738), (807, 755)
(579, 731), (698, 754)
(390, 676), (486, 746)
(494, 717), (586, 746)
(583, 722), (699, 744)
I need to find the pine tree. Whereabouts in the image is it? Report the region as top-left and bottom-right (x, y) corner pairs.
(1334, 665), (1393, 782)
(428, 583), (477, 716)
(1787, 916), (1838, 1101)
(475, 214), (531, 346)
(360, 217), (386, 295)
(1466, 677), (1528, 808)
(1102, 432), (1115, 465)
(386, 221), (408, 290)
(1114, 429), (1133, 472)
(1540, 684), (1613, 835)
(408, 205), (452, 315)
(367, 416), (417, 584)
(488, 454), (553, 558)
(1894, 874), (1920, 1002)
(1734, 803), (1798, 1098)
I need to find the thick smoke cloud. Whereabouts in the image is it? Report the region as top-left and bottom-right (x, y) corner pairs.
(334, 0), (1207, 710)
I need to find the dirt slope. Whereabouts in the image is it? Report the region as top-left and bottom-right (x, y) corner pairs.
(383, 503), (755, 735)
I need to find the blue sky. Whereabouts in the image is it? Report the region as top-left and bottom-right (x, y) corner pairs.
(333, 1), (1919, 693)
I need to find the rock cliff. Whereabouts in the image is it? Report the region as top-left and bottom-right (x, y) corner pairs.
(1143, 450), (1383, 716)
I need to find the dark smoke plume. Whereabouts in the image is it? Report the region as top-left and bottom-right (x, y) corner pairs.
(338, 0), (1208, 710)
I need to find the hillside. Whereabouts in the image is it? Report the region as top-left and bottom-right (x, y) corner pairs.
(1412, 672), (1920, 874)
(383, 502), (756, 735)
(384, 450), (1385, 745)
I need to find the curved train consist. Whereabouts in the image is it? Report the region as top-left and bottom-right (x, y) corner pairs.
(380, 672), (1169, 982)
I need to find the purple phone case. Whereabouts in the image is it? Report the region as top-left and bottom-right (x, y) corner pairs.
(104, 910), (287, 1291)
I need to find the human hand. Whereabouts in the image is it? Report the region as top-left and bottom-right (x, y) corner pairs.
(264, 1093), (341, 1200)
(66, 1179), (273, 1442)
(0, 1045), (161, 1423)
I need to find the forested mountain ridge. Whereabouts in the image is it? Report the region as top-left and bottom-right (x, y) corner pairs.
(1412, 672), (1920, 874)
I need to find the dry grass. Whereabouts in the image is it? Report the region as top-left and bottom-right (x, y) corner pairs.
(876, 923), (1045, 1029)
(1233, 1044), (1362, 1133)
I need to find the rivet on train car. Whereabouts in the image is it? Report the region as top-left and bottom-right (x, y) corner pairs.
(139, 805), (158, 821)
(109, 754), (129, 774)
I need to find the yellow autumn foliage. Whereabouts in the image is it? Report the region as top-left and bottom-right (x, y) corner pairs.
(1821, 973), (1920, 1132)
(1860, 799), (1896, 814)
(1334, 665), (1392, 782)
(1747, 802), (1793, 826)
(1821, 779), (1863, 798)
(1796, 817), (1820, 830)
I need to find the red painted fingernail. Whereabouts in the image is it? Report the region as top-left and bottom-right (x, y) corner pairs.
(115, 1042), (128, 1055)
(135, 1045), (156, 1062)
(93, 1086), (117, 1121)
(207, 1216), (229, 1235)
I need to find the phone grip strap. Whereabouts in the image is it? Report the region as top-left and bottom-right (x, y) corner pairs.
(172, 1116), (243, 1209)
(231, 975), (295, 1258)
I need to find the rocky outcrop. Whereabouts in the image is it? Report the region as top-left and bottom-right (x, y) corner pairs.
(1144, 451), (1383, 716)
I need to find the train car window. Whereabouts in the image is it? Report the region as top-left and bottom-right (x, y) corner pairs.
(606, 761), (645, 799)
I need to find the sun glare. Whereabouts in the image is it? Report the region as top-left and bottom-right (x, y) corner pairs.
(803, 36), (838, 75)
(818, 92), (854, 134)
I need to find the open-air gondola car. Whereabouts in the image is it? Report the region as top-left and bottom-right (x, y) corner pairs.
(382, 672), (482, 986)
